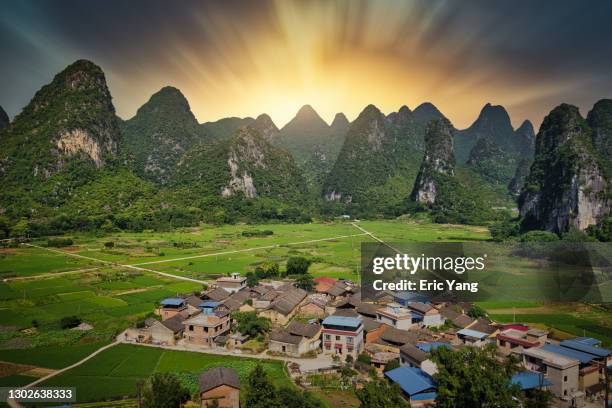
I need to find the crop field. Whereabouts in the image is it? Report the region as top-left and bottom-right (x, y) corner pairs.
(0, 219), (610, 402)
(43, 344), (290, 403)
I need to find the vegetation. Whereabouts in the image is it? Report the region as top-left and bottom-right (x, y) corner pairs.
(355, 379), (409, 408)
(294, 274), (315, 291)
(232, 312), (271, 337)
(141, 372), (190, 408)
(431, 345), (521, 407)
(286, 257), (312, 275)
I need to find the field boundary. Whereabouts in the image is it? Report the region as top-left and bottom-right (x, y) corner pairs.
(23, 243), (210, 284)
(131, 232), (369, 266)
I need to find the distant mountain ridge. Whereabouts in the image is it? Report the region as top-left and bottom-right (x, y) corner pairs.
(121, 86), (204, 184)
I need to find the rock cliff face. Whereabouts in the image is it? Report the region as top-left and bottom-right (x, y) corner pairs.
(0, 106), (8, 130)
(586, 99), (612, 176)
(508, 158), (532, 197)
(121, 86), (203, 183)
(173, 125), (306, 202)
(0, 60), (120, 179)
(249, 114), (279, 142)
(519, 104), (610, 233)
(466, 137), (517, 186)
(410, 118), (455, 205)
(514, 120), (536, 158)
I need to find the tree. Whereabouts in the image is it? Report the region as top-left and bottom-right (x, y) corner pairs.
(11, 218), (30, 238)
(431, 345), (521, 408)
(286, 257), (312, 275)
(523, 389), (553, 408)
(356, 379), (409, 408)
(246, 272), (259, 287)
(383, 359), (400, 372)
(294, 274), (315, 291)
(276, 386), (322, 408)
(141, 372), (189, 408)
(467, 304), (487, 319)
(60, 315), (81, 329)
(232, 312), (271, 337)
(244, 364), (280, 408)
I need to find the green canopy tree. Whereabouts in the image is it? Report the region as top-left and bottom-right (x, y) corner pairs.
(356, 379), (409, 408)
(431, 345), (521, 408)
(141, 372), (190, 408)
(244, 364), (281, 408)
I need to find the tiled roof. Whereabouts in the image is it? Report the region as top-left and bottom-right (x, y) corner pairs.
(268, 288), (307, 316)
(199, 367), (240, 393)
(270, 330), (304, 345)
(204, 287), (230, 301)
(452, 314), (474, 328)
(287, 321), (321, 339)
(400, 343), (427, 363)
(161, 314), (185, 333)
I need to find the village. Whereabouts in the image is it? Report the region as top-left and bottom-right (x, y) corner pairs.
(121, 272), (611, 408)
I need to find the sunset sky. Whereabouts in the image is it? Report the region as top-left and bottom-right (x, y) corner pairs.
(1, 0), (612, 129)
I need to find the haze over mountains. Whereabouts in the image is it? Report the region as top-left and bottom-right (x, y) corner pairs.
(0, 60), (609, 236)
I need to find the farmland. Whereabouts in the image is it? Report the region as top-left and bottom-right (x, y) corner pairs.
(42, 344), (291, 403)
(0, 219), (610, 403)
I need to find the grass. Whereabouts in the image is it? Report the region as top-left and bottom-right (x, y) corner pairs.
(43, 344), (290, 403)
(0, 342), (109, 369)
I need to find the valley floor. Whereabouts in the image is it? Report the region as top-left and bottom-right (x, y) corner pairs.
(0, 219), (609, 405)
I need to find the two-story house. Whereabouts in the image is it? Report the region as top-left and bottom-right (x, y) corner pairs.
(183, 310), (231, 347)
(321, 315), (364, 359)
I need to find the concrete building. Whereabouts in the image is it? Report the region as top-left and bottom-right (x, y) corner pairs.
(322, 315), (364, 359)
(456, 328), (490, 347)
(497, 328), (542, 355)
(522, 347), (580, 398)
(407, 302), (443, 328)
(183, 311), (230, 347)
(268, 321), (321, 357)
(376, 303), (414, 330)
(216, 273), (247, 293)
(199, 367), (240, 408)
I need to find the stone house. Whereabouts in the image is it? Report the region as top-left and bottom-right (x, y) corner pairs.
(268, 321), (322, 357)
(183, 311), (230, 347)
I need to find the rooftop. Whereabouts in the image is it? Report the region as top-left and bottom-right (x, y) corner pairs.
(457, 328), (489, 340)
(322, 315), (362, 329)
(199, 367), (240, 393)
(160, 298), (185, 307)
(523, 347), (580, 369)
(385, 366), (436, 396)
(560, 339), (611, 358)
(541, 343), (595, 364)
(511, 371), (553, 391)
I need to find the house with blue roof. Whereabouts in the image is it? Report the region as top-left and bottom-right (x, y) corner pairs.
(321, 315), (364, 359)
(199, 301), (220, 315)
(511, 371), (552, 391)
(158, 297), (187, 321)
(393, 291), (429, 306)
(541, 343), (604, 394)
(385, 366), (437, 404)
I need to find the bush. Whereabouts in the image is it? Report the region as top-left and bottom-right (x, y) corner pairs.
(60, 315), (81, 329)
(519, 230), (559, 242)
(286, 257), (312, 275)
(104, 241), (115, 248)
(47, 237), (73, 247)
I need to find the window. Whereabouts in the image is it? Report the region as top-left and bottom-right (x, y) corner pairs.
(189, 325), (194, 331)
(564, 376), (567, 382)
(346, 336), (354, 344)
(325, 334), (331, 340)
(335, 335), (341, 341)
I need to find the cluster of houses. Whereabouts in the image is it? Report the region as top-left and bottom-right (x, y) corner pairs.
(124, 273), (611, 407)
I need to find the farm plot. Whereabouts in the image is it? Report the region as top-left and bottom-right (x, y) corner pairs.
(43, 344), (290, 403)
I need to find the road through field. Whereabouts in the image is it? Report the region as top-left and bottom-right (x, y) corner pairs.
(24, 243), (210, 284)
(131, 232), (369, 266)
(6, 341), (119, 408)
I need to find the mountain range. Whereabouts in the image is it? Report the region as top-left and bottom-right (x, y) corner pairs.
(0, 59), (609, 237)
